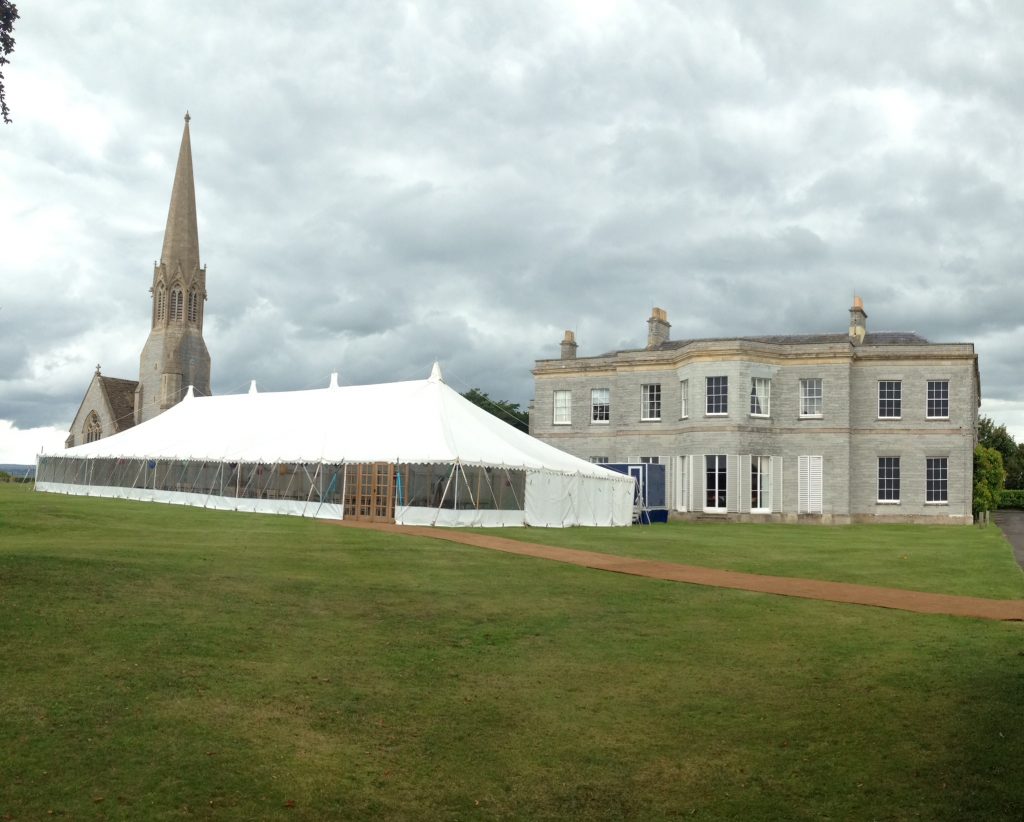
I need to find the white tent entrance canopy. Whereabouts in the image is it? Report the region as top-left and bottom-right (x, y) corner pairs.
(37, 365), (634, 527)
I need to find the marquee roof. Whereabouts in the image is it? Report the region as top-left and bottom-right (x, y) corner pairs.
(49, 365), (627, 482)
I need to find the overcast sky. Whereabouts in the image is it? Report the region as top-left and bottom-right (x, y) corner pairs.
(2, 0), (1022, 463)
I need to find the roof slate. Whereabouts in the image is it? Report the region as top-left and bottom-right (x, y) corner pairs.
(594, 331), (931, 357)
(99, 376), (139, 432)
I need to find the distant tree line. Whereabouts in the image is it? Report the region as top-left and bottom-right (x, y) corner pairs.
(975, 415), (1024, 514)
(460, 388), (529, 433)
(978, 417), (1024, 490)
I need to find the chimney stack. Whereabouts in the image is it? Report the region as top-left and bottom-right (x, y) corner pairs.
(849, 296), (867, 345)
(560, 330), (578, 360)
(647, 307), (671, 348)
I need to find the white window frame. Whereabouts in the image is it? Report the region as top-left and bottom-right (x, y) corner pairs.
(639, 456), (660, 465)
(878, 381), (902, 419)
(704, 454), (727, 512)
(926, 380), (949, 420)
(591, 388), (610, 424)
(589, 456), (610, 464)
(926, 456), (948, 504)
(877, 456), (901, 503)
(641, 384), (662, 421)
(799, 378), (823, 418)
(680, 379), (688, 419)
(751, 455), (771, 512)
(750, 378), (771, 418)
(705, 376), (728, 416)
(553, 390), (571, 425)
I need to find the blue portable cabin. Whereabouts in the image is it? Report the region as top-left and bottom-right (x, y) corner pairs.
(603, 463), (669, 524)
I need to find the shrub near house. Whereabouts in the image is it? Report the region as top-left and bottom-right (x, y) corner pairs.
(973, 446), (1005, 516)
(999, 489), (1024, 509)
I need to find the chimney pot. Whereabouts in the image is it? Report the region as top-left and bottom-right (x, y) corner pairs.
(647, 307), (671, 348)
(560, 330), (578, 360)
(849, 296), (868, 345)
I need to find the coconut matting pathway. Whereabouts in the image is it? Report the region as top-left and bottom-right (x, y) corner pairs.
(333, 520), (1024, 622)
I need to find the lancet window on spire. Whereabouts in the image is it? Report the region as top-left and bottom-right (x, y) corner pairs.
(156, 283), (167, 322)
(187, 290), (199, 323)
(170, 287), (184, 322)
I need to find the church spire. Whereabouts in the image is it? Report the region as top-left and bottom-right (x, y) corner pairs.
(160, 112), (200, 276)
(136, 114), (212, 424)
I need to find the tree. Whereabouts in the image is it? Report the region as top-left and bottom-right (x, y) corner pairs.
(0, 0), (17, 124)
(461, 388), (529, 433)
(973, 445), (1005, 518)
(978, 415), (1023, 489)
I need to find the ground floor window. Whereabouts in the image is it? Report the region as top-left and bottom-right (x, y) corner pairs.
(878, 457), (900, 503)
(926, 457), (948, 503)
(705, 455), (727, 511)
(751, 456), (771, 511)
(639, 456), (660, 464)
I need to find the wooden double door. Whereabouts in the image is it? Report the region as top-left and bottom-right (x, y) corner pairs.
(343, 463), (396, 522)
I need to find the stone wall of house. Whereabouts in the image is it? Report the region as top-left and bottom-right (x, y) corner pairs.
(532, 335), (978, 523)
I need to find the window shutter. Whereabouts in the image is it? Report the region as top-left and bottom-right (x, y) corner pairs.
(689, 455), (696, 512)
(727, 455), (739, 512)
(799, 455), (823, 514)
(740, 455), (751, 513)
(770, 456), (779, 512)
(809, 456), (823, 513)
(798, 456), (809, 513)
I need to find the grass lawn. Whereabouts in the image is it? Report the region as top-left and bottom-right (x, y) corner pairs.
(1, 484), (1023, 820)
(471, 520), (1024, 599)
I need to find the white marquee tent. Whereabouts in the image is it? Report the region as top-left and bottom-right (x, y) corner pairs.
(36, 365), (634, 527)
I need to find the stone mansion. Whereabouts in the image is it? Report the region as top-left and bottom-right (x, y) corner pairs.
(530, 300), (980, 523)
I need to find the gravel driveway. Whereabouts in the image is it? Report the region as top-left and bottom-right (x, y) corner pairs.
(993, 510), (1024, 570)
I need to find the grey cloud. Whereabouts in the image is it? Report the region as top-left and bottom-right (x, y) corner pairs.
(2, 0), (1022, 438)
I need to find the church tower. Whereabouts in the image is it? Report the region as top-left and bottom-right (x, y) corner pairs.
(135, 113), (211, 423)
